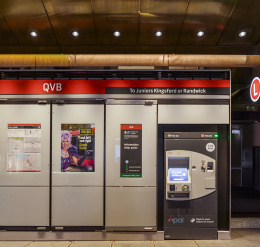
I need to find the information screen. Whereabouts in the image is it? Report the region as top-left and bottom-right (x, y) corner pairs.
(169, 168), (188, 181)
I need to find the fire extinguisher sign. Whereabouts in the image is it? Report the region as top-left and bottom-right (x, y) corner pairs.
(250, 77), (260, 102)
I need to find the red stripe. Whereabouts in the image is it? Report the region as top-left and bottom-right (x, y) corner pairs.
(0, 80), (230, 95)
(121, 124), (142, 130)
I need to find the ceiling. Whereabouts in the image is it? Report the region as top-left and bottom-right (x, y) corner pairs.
(0, 0), (260, 55)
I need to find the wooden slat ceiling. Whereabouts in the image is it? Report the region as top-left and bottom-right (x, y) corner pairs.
(0, 0), (259, 54)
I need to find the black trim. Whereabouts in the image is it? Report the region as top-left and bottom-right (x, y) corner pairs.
(158, 99), (230, 105)
(0, 99), (51, 104)
(0, 226), (50, 231)
(0, 70), (230, 80)
(49, 102), (53, 229)
(51, 99), (106, 104)
(103, 103), (106, 228)
(51, 226), (104, 232)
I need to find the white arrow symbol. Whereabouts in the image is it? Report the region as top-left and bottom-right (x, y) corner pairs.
(254, 83), (259, 97)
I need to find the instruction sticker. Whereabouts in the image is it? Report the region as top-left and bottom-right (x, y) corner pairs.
(7, 124), (41, 172)
(206, 143), (215, 152)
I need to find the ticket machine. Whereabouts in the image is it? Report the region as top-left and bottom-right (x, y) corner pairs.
(164, 132), (218, 239)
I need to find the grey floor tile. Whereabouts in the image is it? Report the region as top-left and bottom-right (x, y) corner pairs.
(224, 239), (260, 247)
(155, 240), (197, 247)
(70, 241), (112, 247)
(229, 230), (243, 240)
(195, 241), (228, 247)
(0, 242), (32, 247)
(27, 242), (71, 247)
(234, 229), (260, 241)
(113, 241), (154, 247)
(195, 240), (228, 245)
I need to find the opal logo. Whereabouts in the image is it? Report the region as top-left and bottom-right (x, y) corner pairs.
(190, 218), (196, 223)
(168, 217), (184, 224)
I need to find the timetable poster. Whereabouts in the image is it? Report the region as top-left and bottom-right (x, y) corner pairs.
(61, 124), (95, 172)
(120, 124), (142, 178)
(7, 124), (41, 172)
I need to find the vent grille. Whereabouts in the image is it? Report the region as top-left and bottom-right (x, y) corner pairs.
(0, 70), (230, 80)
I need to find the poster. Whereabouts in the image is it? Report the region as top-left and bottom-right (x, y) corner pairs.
(61, 124), (95, 172)
(120, 124), (142, 177)
(7, 124), (41, 172)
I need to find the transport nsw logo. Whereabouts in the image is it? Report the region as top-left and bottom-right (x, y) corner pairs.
(250, 77), (260, 102)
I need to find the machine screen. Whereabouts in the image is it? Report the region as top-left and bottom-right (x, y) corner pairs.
(169, 168), (188, 181)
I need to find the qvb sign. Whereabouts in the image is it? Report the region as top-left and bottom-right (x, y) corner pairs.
(250, 77), (260, 102)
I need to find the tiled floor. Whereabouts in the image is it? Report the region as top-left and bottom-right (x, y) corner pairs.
(0, 229), (260, 247)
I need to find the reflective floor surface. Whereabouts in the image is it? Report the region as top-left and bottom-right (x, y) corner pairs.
(0, 229), (260, 247)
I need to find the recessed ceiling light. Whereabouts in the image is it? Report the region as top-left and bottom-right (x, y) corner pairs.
(155, 31), (163, 37)
(113, 31), (121, 37)
(238, 31), (247, 37)
(72, 31), (79, 37)
(196, 31), (205, 37)
(29, 31), (38, 37)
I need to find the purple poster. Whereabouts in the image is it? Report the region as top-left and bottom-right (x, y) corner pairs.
(61, 124), (95, 172)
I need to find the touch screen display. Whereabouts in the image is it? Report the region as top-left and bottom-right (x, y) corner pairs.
(169, 168), (188, 181)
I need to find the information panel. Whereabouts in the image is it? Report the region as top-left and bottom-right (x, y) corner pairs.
(7, 124), (41, 172)
(120, 124), (142, 178)
(61, 124), (95, 172)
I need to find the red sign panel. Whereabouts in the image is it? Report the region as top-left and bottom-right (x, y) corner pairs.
(121, 124), (142, 130)
(0, 80), (230, 95)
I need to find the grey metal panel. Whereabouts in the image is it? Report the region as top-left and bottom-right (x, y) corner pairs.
(0, 0), (57, 45)
(158, 105), (229, 124)
(105, 187), (156, 227)
(138, 0), (188, 45)
(52, 104), (104, 186)
(106, 104), (157, 187)
(218, 231), (231, 240)
(92, 0), (139, 45)
(0, 104), (50, 186)
(178, 0), (237, 46)
(0, 187), (49, 226)
(218, 0), (260, 46)
(52, 187), (103, 226)
(43, 0), (97, 46)
(165, 150), (216, 200)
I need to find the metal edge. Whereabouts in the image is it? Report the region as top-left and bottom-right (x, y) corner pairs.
(218, 230), (231, 240)
(105, 226), (157, 232)
(105, 99), (158, 105)
(0, 231), (164, 241)
(0, 94), (229, 100)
